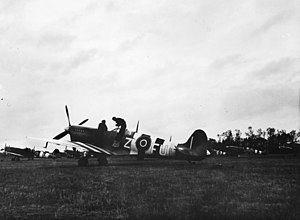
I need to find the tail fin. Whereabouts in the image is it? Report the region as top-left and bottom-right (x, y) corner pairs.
(177, 129), (208, 159)
(184, 129), (208, 149)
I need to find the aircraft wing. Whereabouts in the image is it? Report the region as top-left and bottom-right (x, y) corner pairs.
(226, 145), (244, 149)
(72, 142), (114, 156)
(3, 151), (25, 158)
(28, 137), (114, 156)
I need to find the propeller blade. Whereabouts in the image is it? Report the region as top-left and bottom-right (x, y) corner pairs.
(78, 119), (88, 125)
(65, 105), (71, 126)
(53, 131), (68, 140)
(136, 120), (139, 133)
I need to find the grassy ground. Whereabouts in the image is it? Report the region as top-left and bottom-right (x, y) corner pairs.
(0, 156), (299, 219)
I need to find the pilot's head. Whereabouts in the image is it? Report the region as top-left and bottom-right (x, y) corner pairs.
(112, 117), (116, 120)
(102, 120), (106, 123)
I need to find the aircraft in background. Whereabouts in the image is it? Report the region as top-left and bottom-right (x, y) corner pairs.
(32, 105), (208, 166)
(207, 137), (267, 156)
(34, 149), (57, 159)
(0, 144), (61, 161)
(63, 147), (85, 158)
(0, 144), (35, 161)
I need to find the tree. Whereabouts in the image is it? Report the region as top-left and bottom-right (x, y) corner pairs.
(266, 127), (278, 153)
(266, 127), (275, 138)
(256, 128), (264, 138)
(245, 126), (254, 139)
(217, 134), (222, 143)
(223, 130), (234, 145)
(288, 130), (297, 142)
(233, 129), (242, 146)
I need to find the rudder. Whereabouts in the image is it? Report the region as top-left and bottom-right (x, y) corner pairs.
(184, 129), (208, 158)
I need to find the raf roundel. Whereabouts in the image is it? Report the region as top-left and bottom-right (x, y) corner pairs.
(136, 135), (152, 152)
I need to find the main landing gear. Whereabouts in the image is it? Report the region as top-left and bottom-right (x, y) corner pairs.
(97, 155), (108, 166)
(78, 157), (89, 166)
(11, 157), (20, 161)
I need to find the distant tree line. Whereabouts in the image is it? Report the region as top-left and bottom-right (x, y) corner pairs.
(211, 127), (300, 154)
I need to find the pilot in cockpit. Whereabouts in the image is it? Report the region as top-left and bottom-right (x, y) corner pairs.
(98, 120), (107, 133)
(97, 120), (107, 144)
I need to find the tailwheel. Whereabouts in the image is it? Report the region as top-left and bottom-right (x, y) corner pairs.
(188, 159), (196, 165)
(78, 157), (89, 166)
(97, 155), (108, 166)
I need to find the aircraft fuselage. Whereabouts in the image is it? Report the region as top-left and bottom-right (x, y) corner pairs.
(3, 146), (35, 159)
(68, 125), (207, 161)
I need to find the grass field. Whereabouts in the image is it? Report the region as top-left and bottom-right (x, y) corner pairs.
(0, 156), (299, 219)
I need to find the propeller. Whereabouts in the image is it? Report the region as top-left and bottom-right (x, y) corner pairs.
(53, 131), (68, 140)
(136, 120), (139, 133)
(53, 105), (89, 140)
(65, 105), (71, 126)
(78, 119), (88, 125)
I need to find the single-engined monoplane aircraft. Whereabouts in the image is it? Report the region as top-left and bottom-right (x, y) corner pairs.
(31, 106), (208, 166)
(0, 144), (58, 161)
(0, 144), (35, 161)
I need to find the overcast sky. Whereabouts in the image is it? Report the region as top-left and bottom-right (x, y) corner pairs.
(0, 0), (299, 148)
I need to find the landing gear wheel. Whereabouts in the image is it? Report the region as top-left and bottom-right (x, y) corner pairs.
(78, 157), (89, 166)
(97, 156), (108, 166)
(188, 159), (196, 165)
(12, 157), (20, 161)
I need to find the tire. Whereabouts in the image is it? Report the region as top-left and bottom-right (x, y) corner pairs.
(97, 156), (108, 166)
(78, 157), (88, 166)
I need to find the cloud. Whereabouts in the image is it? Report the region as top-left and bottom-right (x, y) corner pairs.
(36, 32), (76, 51)
(252, 11), (294, 36)
(60, 49), (99, 74)
(215, 85), (299, 139)
(1, 0), (300, 145)
(210, 54), (244, 70)
(251, 57), (300, 83)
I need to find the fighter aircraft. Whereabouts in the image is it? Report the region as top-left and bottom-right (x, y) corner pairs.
(0, 144), (35, 161)
(34, 149), (57, 159)
(32, 106), (208, 166)
(0, 144), (59, 160)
